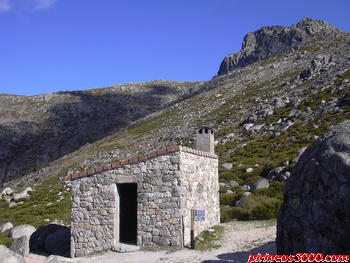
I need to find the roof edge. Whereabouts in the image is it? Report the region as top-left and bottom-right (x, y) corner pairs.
(64, 145), (218, 181)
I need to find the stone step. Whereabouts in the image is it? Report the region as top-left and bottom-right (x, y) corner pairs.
(111, 243), (140, 253)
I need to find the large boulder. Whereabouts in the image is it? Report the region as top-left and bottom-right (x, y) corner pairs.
(45, 228), (70, 257)
(10, 236), (29, 257)
(277, 120), (350, 254)
(8, 224), (36, 239)
(30, 224), (70, 257)
(0, 245), (25, 263)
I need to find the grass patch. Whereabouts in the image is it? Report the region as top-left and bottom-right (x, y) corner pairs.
(220, 194), (283, 222)
(0, 185), (71, 247)
(194, 225), (225, 251)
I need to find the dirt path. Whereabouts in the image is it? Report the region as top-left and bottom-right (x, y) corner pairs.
(25, 220), (277, 263)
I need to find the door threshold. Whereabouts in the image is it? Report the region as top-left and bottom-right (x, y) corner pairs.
(111, 242), (140, 253)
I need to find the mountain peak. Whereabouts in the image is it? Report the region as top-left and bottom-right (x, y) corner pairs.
(294, 17), (336, 34)
(217, 17), (343, 76)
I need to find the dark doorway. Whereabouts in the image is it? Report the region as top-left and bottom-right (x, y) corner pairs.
(117, 183), (137, 243)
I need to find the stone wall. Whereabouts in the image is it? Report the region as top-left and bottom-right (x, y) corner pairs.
(68, 146), (219, 257)
(178, 151), (220, 245)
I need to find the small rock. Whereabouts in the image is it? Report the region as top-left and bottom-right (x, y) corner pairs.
(243, 123), (254, 131)
(9, 202), (17, 208)
(283, 161), (289, 166)
(13, 191), (29, 201)
(235, 200), (245, 207)
(0, 222), (13, 233)
(251, 178), (269, 191)
(251, 125), (263, 131)
(224, 180), (239, 187)
(240, 192), (251, 199)
(2, 187), (13, 195)
(25, 187), (33, 192)
(241, 185), (251, 191)
(220, 163), (233, 170)
(246, 168), (254, 173)
(51, 219), (64, 225)
(219, 182), (226, 188)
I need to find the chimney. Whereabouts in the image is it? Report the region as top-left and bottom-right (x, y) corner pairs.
(196, 126), (215, 154)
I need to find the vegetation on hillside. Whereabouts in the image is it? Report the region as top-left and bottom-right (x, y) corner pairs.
(0, 177), (71, 247)
(1, 18), (350, 248)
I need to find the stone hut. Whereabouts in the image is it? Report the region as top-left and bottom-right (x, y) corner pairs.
(65, 126), (220, 257)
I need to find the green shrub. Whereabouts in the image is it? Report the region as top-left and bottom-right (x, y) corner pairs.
(219, 171), (235, 182)
(219, 170), (244, 184)
(230, 207), (250, 221)
(220, 193), (282, 222)
(251, 199), (283, 220)
(253, 180), (285, 199)
(220, 193), (236, 206)
(220, 206), (250, 222)
(240, 194), (283, 220)
(220, 205), (233, 222)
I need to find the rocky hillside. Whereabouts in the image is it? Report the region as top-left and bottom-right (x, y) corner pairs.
(1, 17), (350, 199)
(0, 80), (202, 187)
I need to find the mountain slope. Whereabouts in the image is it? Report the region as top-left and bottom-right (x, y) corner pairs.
(0, 80), (203, 187)
(1, 17), (350, 222)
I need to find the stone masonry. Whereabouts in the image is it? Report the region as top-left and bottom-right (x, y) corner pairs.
(65, 144), (219, 257)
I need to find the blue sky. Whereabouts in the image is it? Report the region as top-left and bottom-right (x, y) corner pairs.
(1, 0), (350, 96)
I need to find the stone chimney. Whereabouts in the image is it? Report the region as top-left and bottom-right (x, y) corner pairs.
(196, 126), (215, 154)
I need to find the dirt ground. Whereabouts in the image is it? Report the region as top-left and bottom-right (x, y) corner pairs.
(25, 220), (277, 263)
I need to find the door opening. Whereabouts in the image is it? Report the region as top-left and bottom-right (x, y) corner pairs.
(117, 183), (137, 244)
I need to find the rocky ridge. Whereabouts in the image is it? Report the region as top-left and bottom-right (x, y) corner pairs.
(217, 17), (343, 75)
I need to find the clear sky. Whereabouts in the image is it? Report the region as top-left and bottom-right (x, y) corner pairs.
(1, 0), (350, 96)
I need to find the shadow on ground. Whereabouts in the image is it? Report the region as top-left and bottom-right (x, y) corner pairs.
(201, 242), (276, 263)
